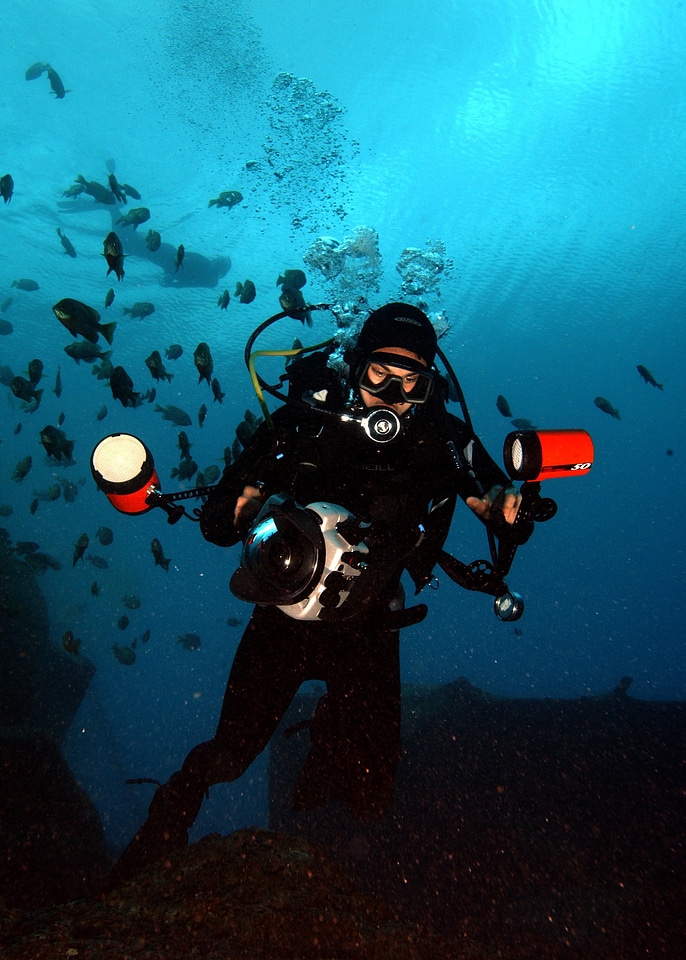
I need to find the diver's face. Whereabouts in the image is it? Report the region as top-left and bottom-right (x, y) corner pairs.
(359, 347), (428, 415)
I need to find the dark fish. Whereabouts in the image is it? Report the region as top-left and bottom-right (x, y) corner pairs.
(108, 173), (127, 203)
(235, 279), (256, 304)
(193, 342), (213, 385)
(510, 418), (537, 430)
(165, 344), (183, 360)
(496, 394), (513, 418)
(226, 617), (242, 627)
(122, 183), (142, 200)
(13, 423), (22, 435)
(177, 632), (201, 650)
(1, 173), (14, 204)
(91, 581), (100, 597)
(201, 464), (220, 485)
(110, 365), (143, 407)
(0, 505), (12, 517)
(96, 526), (114, 546)
(123, 301), (155, 319)
(12, 278), (39, 291)
(154, 403), (191, 426)
(103, 232), (126, 281)
(594, 396), (620, 420)
(72, 533), (89, 566)
(112, 642), (136, 665)
(198, 403), (208, 428)
(223, 446), (232, 467)
(13, 541), (39, 555)
(140, 628), (151, 644)
(105, 288), (115, 308)
(211, 377), (225, 403)
(75, 175), (114, 204)
(0, 317), (13, 335)
(217, 289), (230, 309)
(1, 364), (17, 385)
(1, 297), (13, 312)
(278, 286), (312, 326)
(636, 365), (663, 390)
(60, 477), (78, 502)
(277, 269), (307, 290)
(88, 555), (109, 569)
(56, 227), (77, 257)
(178, 431), (192, 460)
(92, 355), (115, 380)
(53, 297), (116, 344)
(23, 551), (61, 573)
(27, 359), (44, 386)
(37, 483), (61, 502)
(122, 594), (141, 610)
(10, 376), (42, 406)
(41, 424), (75, 462)
(46, 64), (67, 98)
(118, 615), (130, 630)
(64, 343), (112, 364)
(54, 365), (63, 397)
(145, 229), (161, 252)
(30, 498), (39, 514)
(116, 206), (150, 229)
(236, 419), (258, 448)
(231, 437), (242, 460)
(62, 631), (80, 655)
(171, 459), (198, 481)
(151, 537), (170, 571)
(175, 244), (185, 271)
(25, 62), (47, 81)
(96, 404), (108, 421)
(145, 350), (173, 382)
(208, 190), (243, 209)
(57, 411), (65, 426)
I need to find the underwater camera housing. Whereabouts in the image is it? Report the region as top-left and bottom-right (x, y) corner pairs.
(230, 494), (369, 621)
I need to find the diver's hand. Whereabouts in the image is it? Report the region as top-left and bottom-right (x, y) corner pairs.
(467, 485), (521, 525)
(233, 485), (264, 527)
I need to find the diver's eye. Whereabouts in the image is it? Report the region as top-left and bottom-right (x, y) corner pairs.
(368, 364), (389, 383)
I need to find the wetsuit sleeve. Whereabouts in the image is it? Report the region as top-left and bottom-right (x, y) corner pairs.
(448, 414), (511, 502)
(198, 419), (277, 547)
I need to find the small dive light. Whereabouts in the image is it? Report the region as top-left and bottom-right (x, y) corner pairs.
(494, 590), (524, 622)
(91, 433), (159, 515)
(503, 429), (594, 482)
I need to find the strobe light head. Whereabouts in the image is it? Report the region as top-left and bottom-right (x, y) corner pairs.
(91, 433), (159, 515)
(503, 429), (594, 482)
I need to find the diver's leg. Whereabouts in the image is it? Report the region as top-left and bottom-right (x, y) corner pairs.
(106, 607), (310, 886)
(292, 611), (402, 819)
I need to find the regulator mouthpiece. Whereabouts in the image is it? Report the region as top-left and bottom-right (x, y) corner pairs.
(503, 429), (593, 482)
(91, 433), (159, 515)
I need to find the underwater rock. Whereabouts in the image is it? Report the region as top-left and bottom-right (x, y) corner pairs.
(0, 537), (94, 741)
(0, 731), (109, 910)
(269, 677), (686, 960)
(0, 830), (456, 958)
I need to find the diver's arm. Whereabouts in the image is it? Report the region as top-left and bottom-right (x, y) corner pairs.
(198, 422), (275, 547)
(448, 417), (521, 526)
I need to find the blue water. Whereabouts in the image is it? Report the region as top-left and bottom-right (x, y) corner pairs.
(2, 0), (684, 851)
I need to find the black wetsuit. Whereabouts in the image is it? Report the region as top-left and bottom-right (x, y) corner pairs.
(192, 360), (507, 816)
(109, 357), (510, 883)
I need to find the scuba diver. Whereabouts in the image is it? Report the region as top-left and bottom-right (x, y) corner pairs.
(106, 301), (524, 887)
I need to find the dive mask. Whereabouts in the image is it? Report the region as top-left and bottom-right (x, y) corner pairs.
(358, 352), (434, 405)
